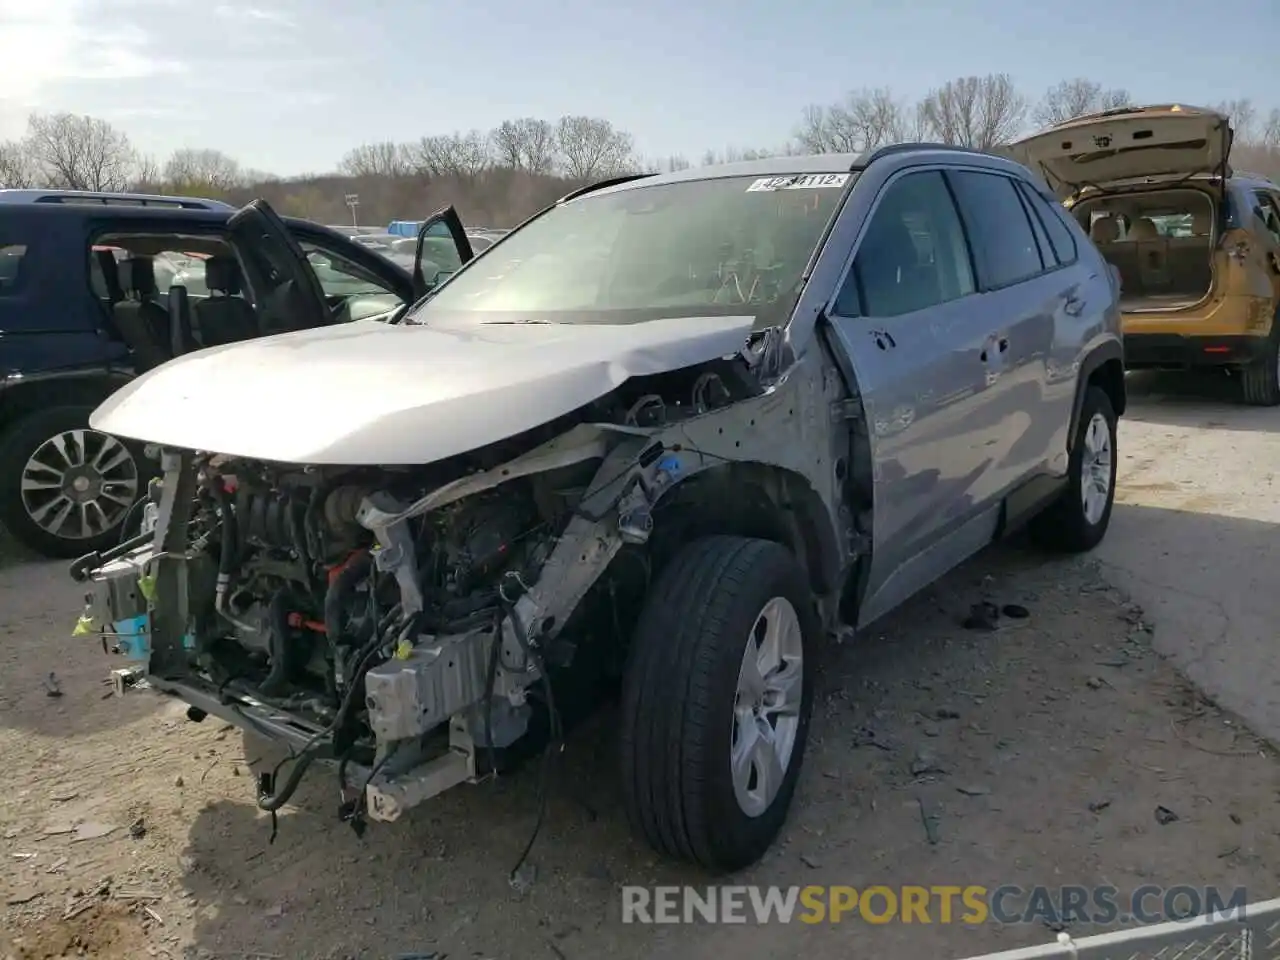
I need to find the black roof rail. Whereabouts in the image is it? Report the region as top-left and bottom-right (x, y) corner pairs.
(859, 142), (1011, 168)
(557, 173), (655, 204)
(0, 189), (232, 210)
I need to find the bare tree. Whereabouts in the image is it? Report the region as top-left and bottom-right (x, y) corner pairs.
(1262, 109), (1280, 150)
(489, 118), (557, 175)
(553, 116), (635, 179)
(164, 148), (242, 191)
(338, 141), (410, 178)
(23, 112), (136, 191)
(129, 154), (163, 192)
(1215, 98), (1258, 144)
(0, 141), (37, 188)
(918, 74), (1028, 149)
(1033, 79), (1131, 128)
(409, 130), (492, 177)
(796, 88), (905, 154)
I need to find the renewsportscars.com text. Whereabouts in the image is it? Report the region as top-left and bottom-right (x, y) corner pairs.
(620, 884), (1248, 926)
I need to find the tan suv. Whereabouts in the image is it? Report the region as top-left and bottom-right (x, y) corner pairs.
(1013, 105), (1280, 405)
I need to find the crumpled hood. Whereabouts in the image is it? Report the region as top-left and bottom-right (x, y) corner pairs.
(90, 315), (756, 465)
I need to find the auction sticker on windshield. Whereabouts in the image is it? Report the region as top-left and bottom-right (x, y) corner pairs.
(746, 174), (850, 191)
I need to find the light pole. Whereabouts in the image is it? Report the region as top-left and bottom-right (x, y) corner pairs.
(344, 193), (360, 231)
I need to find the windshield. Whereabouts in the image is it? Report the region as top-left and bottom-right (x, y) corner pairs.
(404, 173), (852, 326)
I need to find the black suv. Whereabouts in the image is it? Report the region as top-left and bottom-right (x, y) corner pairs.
(0, 189), (477, 557)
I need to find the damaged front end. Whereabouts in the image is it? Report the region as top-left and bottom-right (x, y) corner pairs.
(71, 346), (829, 838)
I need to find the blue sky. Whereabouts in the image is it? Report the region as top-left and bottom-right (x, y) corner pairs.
(2, 0), (1277, 176)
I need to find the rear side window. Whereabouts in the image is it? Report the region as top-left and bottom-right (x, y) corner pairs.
(1018, 182), (1079, 266)
(0, 244), (28, 293)
(946, 171), (1044, 288)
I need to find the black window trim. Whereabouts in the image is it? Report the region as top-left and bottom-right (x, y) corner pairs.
(1018, 180), (1079, 267)
(943, 168), (1071, 294)
(1013, 182), (1054, 271)
(826, 164), (981, 321)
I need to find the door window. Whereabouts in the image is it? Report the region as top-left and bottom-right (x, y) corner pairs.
(1255, 193), (1280, 245)
(834, 170), (975, 318)
(0, 244), (28, 293)
(947, 171), (1045, 288)
(302, 242), (402, 301)
(1021, 184), (1079, 266)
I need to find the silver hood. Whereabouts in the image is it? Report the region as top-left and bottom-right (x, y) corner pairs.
(90, 316), (757, 465)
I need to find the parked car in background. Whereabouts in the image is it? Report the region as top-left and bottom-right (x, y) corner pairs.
(1013, 103), (1280, 405)
(0, 190), (483, 557)
(79, 148), (1123, 873)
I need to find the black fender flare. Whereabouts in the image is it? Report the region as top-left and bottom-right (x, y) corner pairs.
(1068, 338), (1125, 451)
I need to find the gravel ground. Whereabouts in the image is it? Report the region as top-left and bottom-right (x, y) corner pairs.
(2, 520), (1276, 960)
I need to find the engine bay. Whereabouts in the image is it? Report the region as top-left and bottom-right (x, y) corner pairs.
(76, 358), (780, 839)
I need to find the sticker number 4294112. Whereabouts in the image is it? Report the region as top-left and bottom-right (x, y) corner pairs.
(746, 174), (850, 192)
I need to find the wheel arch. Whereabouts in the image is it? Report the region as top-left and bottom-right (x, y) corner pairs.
(1070, 339), (1125, 452)
(0, 371), (131, 430)
(648, 461), (843, 598)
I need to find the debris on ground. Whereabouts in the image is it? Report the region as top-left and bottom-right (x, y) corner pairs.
(962, 600), (1001, 631)
(1155, 805), (1180, 825)
(42, 671), (62, 698)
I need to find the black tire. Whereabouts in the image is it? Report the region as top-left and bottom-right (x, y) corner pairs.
(619, 535), (816, 873)
(0, 405), (145, 559)
(1028, 385), (1118, 553)
(1240, 319), (1280, 406)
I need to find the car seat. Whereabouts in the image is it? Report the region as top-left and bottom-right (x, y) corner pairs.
(194, 256), (259, 346)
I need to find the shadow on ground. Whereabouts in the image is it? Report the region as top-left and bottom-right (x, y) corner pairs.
(0, 550), (162, 738)
(167, 547), (1280, 960)
(1123, 370), (1280, 434)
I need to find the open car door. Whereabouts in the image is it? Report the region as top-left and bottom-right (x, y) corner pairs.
(413, 206), (474, 298)
(227, 198), (333, 335)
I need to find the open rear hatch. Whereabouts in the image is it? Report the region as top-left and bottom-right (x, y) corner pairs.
(1010, 105), (1233, 201)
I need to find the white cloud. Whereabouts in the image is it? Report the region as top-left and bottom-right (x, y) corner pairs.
(0, 0), (185, 137)
(213, 3), (295, 27)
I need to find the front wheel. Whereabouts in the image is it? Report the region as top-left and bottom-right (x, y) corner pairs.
(1028, 385), (1118, 553)
(0, 405), (145, 558)
(619, 536), (816, 873)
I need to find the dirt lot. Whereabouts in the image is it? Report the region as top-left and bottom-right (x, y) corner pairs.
(2, 507), (1277, 960)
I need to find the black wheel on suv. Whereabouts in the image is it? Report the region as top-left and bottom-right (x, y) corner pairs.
(1240, 317), (1280, 407)
(1028, 385), (1118, 553)
(619, 535), (815, 873)
(0, 405), (145, 558)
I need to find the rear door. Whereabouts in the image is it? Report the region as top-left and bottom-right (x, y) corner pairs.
(822, 167), (1003, 627)
(1247, 188), (1280, 301)
(943, 168), (1067, 493)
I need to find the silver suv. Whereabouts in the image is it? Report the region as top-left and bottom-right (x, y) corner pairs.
(75, 146), (1123, 875)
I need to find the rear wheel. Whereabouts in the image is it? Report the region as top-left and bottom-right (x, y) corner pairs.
(0, 405), (145, 558)
(1028, 386), (1118, 553)
(619, 536), (815, 873)
(1240, 317), (1280, 406)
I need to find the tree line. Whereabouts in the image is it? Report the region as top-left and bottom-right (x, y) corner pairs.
(2, 75), (1279, 227)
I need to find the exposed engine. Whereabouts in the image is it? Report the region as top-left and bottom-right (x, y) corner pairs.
(77, 358), (766, 842)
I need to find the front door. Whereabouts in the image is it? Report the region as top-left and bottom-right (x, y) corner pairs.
(823, 168), (1005, 627)
(413, 206), (474, 298)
